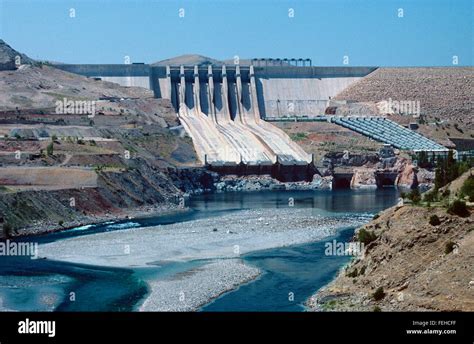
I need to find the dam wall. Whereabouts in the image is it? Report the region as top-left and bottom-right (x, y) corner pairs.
(54, 64), (152, 90)
(54, 64), (376, 118)
(252, 66), (376, 118)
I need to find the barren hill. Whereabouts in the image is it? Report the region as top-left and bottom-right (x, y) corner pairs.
(152, 54), (222, 66)
(334, 67), (474, 130)
(0, 63), (154, 111)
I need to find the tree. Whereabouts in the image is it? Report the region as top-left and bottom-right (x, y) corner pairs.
(407, 188), (421, 204)
(460, 176), (474, 201)
(46, 142), (54, 156)
(447, 200), (469, 217)
(446, 150), (458, 183)
(434, 151), (471, 190)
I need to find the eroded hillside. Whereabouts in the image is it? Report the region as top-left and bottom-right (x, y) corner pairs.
(307, 169), (474, 311)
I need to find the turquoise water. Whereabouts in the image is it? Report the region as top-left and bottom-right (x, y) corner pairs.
(0, 189), (399, 311)
(202, 226), (355, 311)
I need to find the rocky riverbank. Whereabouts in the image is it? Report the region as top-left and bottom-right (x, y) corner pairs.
(306, 199), (473, 312)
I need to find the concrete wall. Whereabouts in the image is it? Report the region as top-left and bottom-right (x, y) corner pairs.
(52, 64), (377, 116)
(253, 66), (377, 117)
(99, 76), (151, 89)
(54, 64), (152, 90)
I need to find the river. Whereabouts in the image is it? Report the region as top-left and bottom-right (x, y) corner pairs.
(0, 189), (400, 312)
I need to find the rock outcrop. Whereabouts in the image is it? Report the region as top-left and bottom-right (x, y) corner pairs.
(0, 39), (34, 70)
(307, 172), (474, 312)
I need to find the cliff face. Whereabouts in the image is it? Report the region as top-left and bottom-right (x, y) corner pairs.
(307, 173), (474, 312)
(323, 152), (434, 189)
(0, 162), (218, 238)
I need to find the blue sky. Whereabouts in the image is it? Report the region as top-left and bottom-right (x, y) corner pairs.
(0, 0), (472, 66)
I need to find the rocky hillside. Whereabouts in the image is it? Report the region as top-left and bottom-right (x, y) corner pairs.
(307, 169), (474, 311)
(0, 161), (218, 238)
(0, 39), (35, 70)
(0, 63), (156, 112)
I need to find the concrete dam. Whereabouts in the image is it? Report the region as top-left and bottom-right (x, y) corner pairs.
(55, 62), (376, 179)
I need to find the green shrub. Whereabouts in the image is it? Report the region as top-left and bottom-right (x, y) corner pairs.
(429, 214), (441, 226)
(423, 190), (438, 202)
(444, 241), (457, 254)
(291, 132), (308, 141)
(372, 287), (385, 301)
(447, 200), (469, 217)
(346, 268), (358, 278)
(46, 142), (54, 156)
(373, 306), (382, 312)
(58, 220), (64, 227)
(357, 228), (377, 245)
(407, 188), (421, 204)
(372, 214), (380, 220)
(460, 176), (474, 202)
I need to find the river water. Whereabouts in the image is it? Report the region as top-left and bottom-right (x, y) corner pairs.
(0, 189), (400, 311)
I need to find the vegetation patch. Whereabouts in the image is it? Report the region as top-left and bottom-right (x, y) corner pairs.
(346, 268), (359, 278)
(290, 132), (308, 141)
(434, 151), (471, 190)
(459, 175), (474, 202)
(447, 200), (469, 217)
(357, 228), (377, 245)
(406, 188), (421, 204)
(372, 287), (385, 301)
(428, 214), (441, 226)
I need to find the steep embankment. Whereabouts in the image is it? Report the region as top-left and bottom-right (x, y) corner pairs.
(307, 170), (474, 312)
(0, 159), (218, 237)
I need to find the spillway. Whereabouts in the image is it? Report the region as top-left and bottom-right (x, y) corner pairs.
(174, 64), (312, 166)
